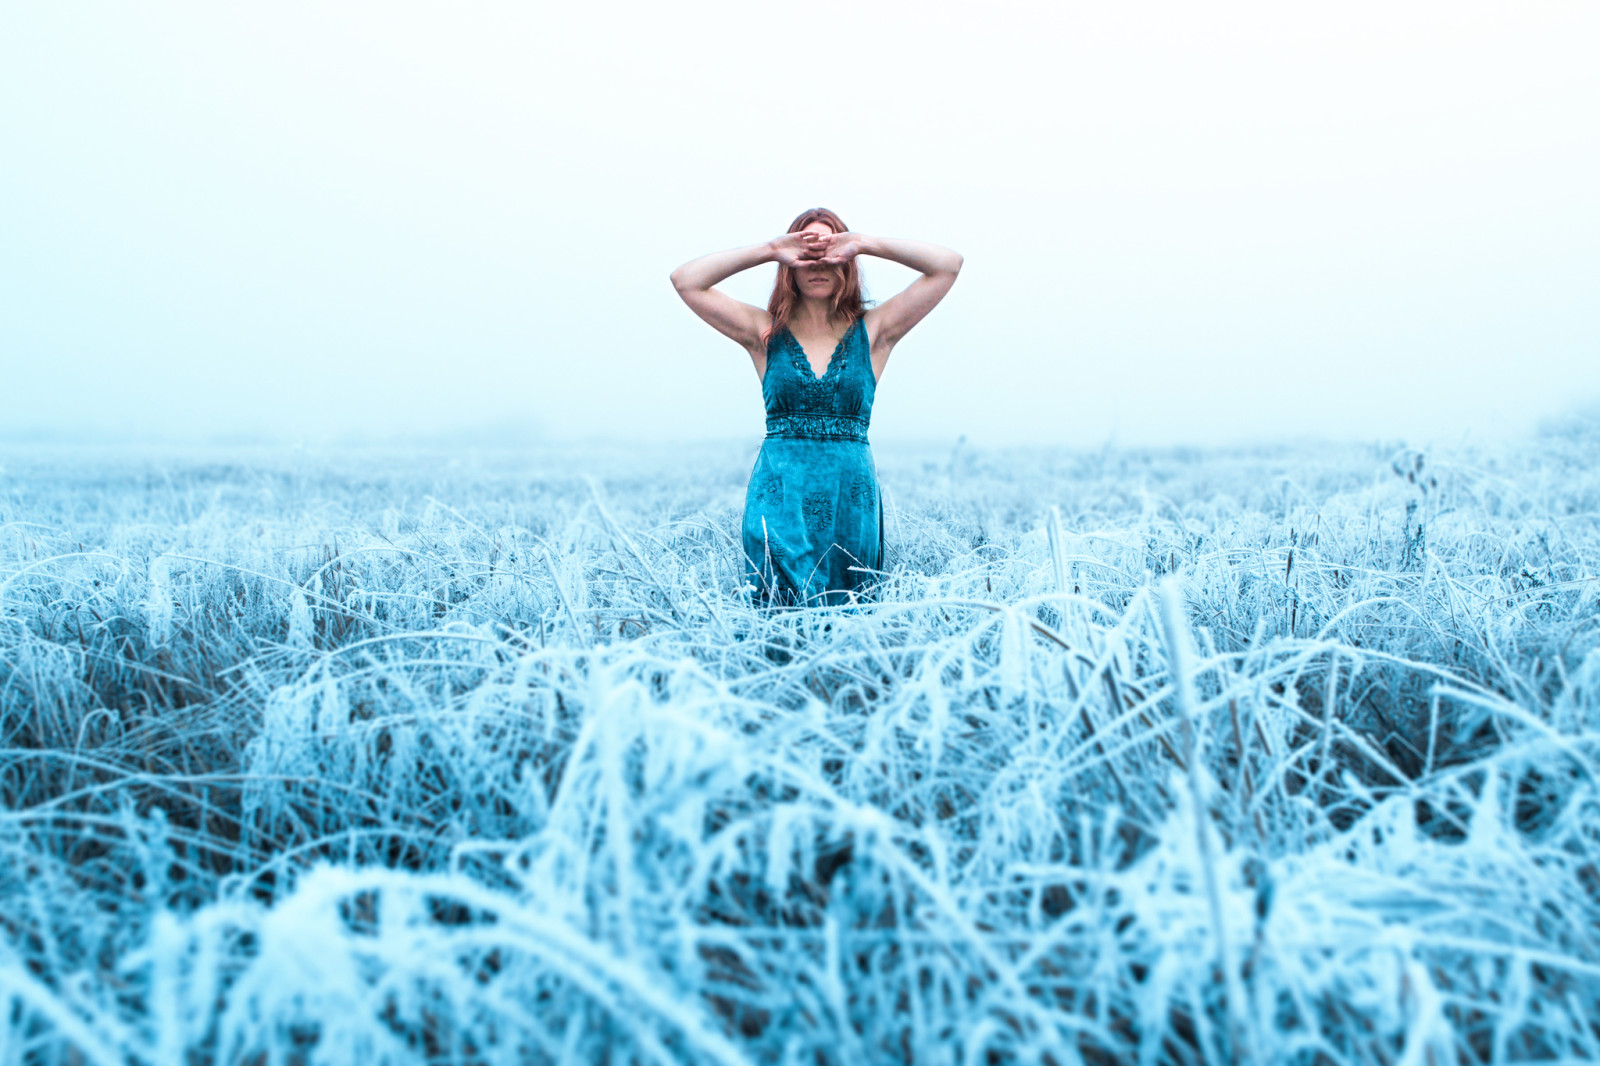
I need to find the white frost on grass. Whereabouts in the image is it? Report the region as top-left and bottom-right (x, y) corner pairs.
(2, 426), (1598, 1063)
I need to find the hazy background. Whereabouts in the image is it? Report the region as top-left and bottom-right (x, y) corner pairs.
(2, 1), (1596, 449)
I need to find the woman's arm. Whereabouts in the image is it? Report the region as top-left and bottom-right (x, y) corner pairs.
(670, 233), (823, 355)
(814, 233), (962, 359)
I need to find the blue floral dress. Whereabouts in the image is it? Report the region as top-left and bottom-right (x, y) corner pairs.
(742, 317), (884, 607)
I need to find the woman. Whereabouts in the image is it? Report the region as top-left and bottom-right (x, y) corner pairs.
(670, 208), (962, 606)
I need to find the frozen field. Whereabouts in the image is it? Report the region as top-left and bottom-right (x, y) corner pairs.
(2, 425), (1598, 1065)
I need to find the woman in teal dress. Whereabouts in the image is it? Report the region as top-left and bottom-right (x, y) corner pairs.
(671, 208), (962, 607)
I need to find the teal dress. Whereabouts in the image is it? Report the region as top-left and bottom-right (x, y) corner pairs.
(742, 317), (884, 607)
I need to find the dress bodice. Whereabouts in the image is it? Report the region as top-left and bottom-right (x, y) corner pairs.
(761, 317), (875, 442)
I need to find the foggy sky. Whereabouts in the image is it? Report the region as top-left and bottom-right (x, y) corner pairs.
(2, 1), (1597, 449)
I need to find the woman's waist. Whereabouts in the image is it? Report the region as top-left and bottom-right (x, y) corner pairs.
(763, 412), (870, 442)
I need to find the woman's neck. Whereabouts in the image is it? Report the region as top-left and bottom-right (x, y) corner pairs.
(790, 298), (841, 335)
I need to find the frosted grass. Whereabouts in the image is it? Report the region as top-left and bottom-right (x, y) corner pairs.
(2, 425), (1598, 1064)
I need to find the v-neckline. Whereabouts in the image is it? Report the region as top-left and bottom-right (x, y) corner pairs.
(787, 319), (853, 381)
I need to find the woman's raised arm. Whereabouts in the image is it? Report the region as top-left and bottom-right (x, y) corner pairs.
(670, 233), (825, 355)
(812, 233), (963, 362)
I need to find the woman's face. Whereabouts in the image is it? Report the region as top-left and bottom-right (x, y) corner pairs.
(792, 221), (840, 300)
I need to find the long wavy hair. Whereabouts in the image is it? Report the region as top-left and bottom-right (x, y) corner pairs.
(762, 207), (868, 350)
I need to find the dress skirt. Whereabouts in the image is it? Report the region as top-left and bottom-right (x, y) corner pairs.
(741, 437), (884, 607)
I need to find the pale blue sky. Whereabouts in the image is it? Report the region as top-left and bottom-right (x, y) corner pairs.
(2, 1), (1597, 448)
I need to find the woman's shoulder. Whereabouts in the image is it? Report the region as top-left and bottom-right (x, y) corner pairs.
(855, 309), (878, 349)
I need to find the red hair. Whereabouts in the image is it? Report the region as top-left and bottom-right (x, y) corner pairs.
(762, 207), (869, 350)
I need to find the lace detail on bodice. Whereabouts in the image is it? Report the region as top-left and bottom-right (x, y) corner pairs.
(782, 328), (848, 387)
(761, 317), (874, 442)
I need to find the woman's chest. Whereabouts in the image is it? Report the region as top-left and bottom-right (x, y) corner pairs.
(764, 355), (873, 411)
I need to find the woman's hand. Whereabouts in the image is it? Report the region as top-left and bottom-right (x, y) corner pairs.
(807, 231), (869, 265)
(769, 231), (830, 268)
